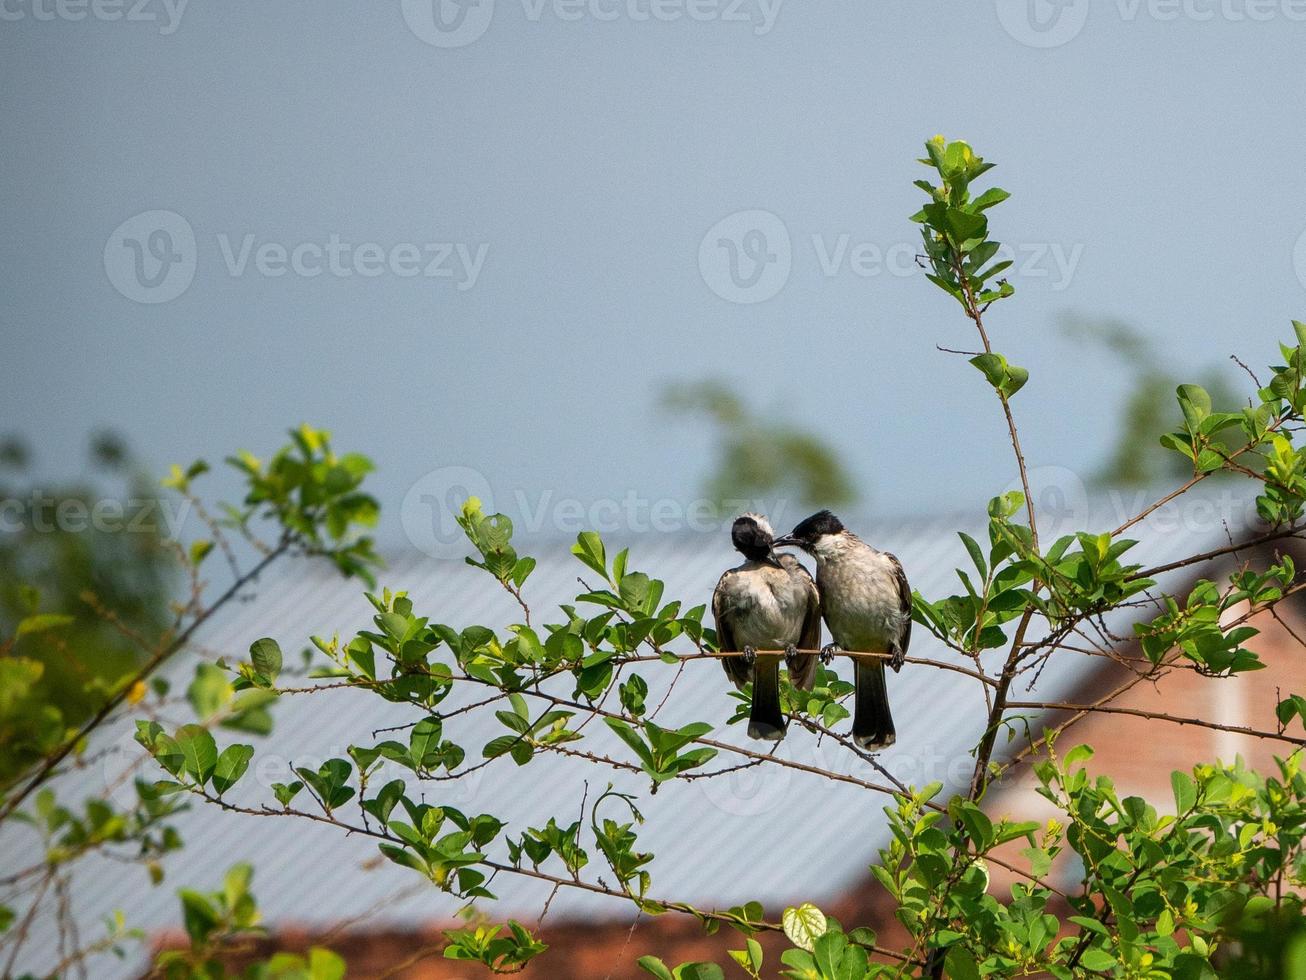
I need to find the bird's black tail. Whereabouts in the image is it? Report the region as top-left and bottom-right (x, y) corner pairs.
(853, 659), (895, 750)
(748, 655), (786, 741)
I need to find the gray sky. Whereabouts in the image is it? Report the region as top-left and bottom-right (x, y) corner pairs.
(4, 1), (1306, 551)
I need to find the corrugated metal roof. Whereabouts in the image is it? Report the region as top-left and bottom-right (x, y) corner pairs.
(0, 496), (1243, 977)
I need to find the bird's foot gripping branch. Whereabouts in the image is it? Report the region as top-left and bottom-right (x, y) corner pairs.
(13, 143), (1306, 979)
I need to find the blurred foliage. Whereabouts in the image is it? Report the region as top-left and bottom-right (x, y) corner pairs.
(0, 425), (379, 977)
(1061, 314), (1245, 486)
(0, 433), (175, 726)
(154, 863), (345, 979)
(662, 380), (856, 510)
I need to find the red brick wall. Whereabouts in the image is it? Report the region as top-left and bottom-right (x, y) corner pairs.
(981, 601), (1306, 894)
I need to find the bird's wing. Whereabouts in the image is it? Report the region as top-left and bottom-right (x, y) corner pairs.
(777, 555), (820, 690)
(712, 571), (749, 689)
(711, 571), (736, 650)
(793, 563), (822, 690)
(886, 552), (912, 655)
(798, 562), (822, 653)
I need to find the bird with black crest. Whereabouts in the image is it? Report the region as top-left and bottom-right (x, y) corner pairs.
(712, 513), (820, 740)
(773, 510), (910, 750)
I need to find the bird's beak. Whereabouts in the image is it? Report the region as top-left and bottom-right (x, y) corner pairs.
(763, 549), (784, 568)
(771, 534), (800, 550)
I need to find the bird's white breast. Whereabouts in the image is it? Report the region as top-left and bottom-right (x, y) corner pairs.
(816, 542), (905, 652)
(719, 564), (807, 649)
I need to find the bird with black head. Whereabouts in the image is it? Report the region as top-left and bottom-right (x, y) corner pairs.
(773, 510), (910, 750)
(711, 513), (820, 740)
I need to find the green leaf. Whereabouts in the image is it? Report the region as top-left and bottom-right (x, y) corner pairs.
(1079, 949), (1117, 971)
(1063, 744), (1094, 770)
(1157, 907), (1175, 937)
(512, 556), (536, 587)
(187, 662), (233, 722)
(410, 716), (443, 767)
(249, 637), (283, 685)
(971, 187), (1011, 211)
(179, 889), (218, 943)
(677, 966), (725, 980)
(605, 718), (654, 767)
(189, 539), (214, 566)
(15, 613), (75, 638)
(1171, 770), (1197, 813)
(175, 724), (218, 786)
(1177, 383), (1212, 431)
(969, 352), (1028, 398)
(926, 203), (988, 244)
(308, 948), (346, 980)
(347, 637), (376, 679)
(957, 802), (994, 849)
(781, 903), (827, 953)
(944, 947), (980, 980)
(1000, 363), (1029, 397)
(571, 531), (607, 579)
(212, 744), (254, 796)
(958, 532), (987, 579)
(1068, 916), (1110, 937)
(636, 957), (675, 980)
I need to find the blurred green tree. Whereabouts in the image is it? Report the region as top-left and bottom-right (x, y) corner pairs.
(661, 380), (857, 510)
(0, 432), (175, 731)
(1061, 313), (1244, 486)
